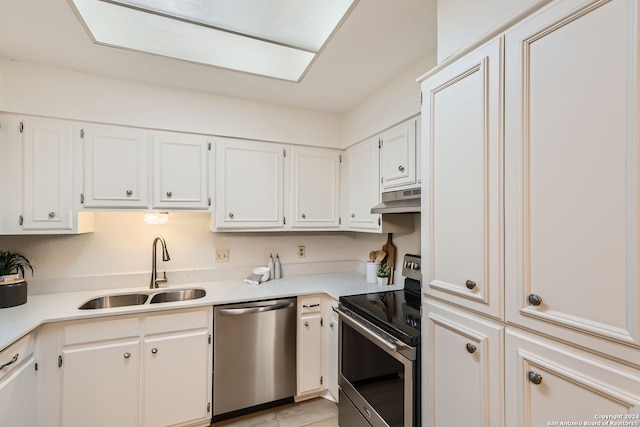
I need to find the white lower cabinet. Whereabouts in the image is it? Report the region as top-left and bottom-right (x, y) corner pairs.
(322, 296), (339, 402)
(58, 308), (212, 427)
(0, 334), (37, 427)
(296, 295), (338, 401)
(505, 328), (640, 426)
(422, 300), (504, 427)
(297, 295), (323, 398)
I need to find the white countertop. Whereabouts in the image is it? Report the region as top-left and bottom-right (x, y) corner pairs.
(0, 272), (403, 352)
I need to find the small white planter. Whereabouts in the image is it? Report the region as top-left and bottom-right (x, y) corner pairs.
(377, 276), (389, 286)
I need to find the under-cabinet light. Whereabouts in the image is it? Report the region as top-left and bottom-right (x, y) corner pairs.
(144, 212), (169, 225)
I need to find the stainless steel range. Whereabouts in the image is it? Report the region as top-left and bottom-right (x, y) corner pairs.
(336, 254), (421, 427)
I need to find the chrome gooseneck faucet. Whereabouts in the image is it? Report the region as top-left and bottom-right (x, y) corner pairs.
(150, 236), (170, 289)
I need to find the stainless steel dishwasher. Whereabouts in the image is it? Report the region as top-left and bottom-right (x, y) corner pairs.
(213, 297), (297, 419)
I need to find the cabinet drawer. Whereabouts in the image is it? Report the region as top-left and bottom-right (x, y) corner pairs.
(64, 317), (140, 345)
(143, 308), (210, 335)
(299, 296), (322, 314)
(0, 334), (35, 381)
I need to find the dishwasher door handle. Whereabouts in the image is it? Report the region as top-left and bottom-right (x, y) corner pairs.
(219, 301), (294, 316)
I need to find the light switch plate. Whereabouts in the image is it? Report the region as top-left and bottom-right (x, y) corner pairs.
(215, 249), (229, 263)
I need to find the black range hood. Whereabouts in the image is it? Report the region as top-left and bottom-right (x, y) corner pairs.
(371, 187), (421, 214)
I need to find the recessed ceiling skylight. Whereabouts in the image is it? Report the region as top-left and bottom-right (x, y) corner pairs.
(68, 0), (358, 82)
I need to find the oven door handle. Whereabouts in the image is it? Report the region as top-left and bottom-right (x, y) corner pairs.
(335, 306), (399, 353)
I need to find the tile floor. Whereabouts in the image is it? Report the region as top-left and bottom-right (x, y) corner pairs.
(211, 398), (338, 427)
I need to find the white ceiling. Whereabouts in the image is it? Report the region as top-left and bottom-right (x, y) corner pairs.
(0, 0), (437, 114)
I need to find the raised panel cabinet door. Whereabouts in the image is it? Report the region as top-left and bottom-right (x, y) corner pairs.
(21, 118), (74, 230)
(60, 340), (140, 427)
(343, 137), (381, 231)
(380, 118), (416, 190)
(504, 0), (640, 355)
(82, 124), (150, 208)
(422, 300), (504, 427)
(421, 37), (503, 320)
(152, 133), (209, 209)
(214, 139), (284, 229)
(505, 328), (640, 427)
(290, 146), (340, 228)
(297, 313), (323, 396)
(142, 330), (211, 427)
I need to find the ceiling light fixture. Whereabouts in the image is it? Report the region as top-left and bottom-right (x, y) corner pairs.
(67, 0), (358, 81)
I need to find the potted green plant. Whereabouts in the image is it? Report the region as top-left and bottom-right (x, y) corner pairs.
(376, 264), (391, 286)
(0, 250), (33, 308)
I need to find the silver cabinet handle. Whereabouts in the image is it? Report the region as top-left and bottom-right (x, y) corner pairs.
(228, 212), (234, 219)
(123, 352), (131, 359)
(528, 294), (543, 306)
(151, 348), (158, 354)
(466, 343), (476, 354)
(303, 304), (320, 309)
(351, 213), (355, 218)
(528, 371), (542, 385)
(48, 212), (56, 218)
(304, 321), (309, 326)
(466, 280), (476, 289)
(301, 213), (306, 219)
(363, 406), (371, 418)
(0, 353), (19, 369)
(126, 190), (133, 196)
(166, 191), (172, 197)
(398, 165), (405, 172)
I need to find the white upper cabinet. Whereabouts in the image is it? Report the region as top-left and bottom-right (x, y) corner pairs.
(288, 146), (340, 229)
(213, 139), (342, 231)
(504, 0), (640, 356)
(21, 117), (75, 231)
(152, 133), (210, 209)
(82, 124), (151, 209)
(421, 37), (504, 320)
(0, 115), (93, 234)
(380, 118), (417, 191)
(342, 137), (381, 231)
(214, 138), (285, 230)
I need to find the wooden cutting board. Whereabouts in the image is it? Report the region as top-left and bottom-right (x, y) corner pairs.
(381, 233), (396, 284)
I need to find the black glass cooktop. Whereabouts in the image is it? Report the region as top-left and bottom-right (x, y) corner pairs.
(339, 285), (421, 347)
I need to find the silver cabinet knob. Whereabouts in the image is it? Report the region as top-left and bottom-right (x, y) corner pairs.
(166, 191), (172, 197)
(228, 212), (234, 219)
(126, 190), (133, 196)
(398, 165), (405, 172)
(465, 280), (476, 290)
(330, 322), (335, 329)
(151, 348), (158, 354)
(528, 294), (543, 306)
(528, 371), (542, 385)
(466, 343), (476, 354)
(304, 321), (309, 327)
(301, 213), (306, 219)
(123, 352), (131, 359)
(48, 212), (56, 218)
(351, 213), (355, 218)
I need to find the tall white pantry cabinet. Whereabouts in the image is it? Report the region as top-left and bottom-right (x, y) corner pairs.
(420, 0), (640, 426)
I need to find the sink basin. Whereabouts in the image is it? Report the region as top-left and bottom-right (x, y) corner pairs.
(79, 293), (149, 310)
(150, 288), (206, 304)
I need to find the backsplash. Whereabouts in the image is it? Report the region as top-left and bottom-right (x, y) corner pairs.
(0, 212), (420, 295)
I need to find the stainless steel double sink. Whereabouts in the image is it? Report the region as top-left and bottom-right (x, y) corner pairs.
(78, 288), (206, 310)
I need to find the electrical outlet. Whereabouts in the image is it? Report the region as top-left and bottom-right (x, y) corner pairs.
(298, 246), (305, 258)
(215, 249), (229, 263)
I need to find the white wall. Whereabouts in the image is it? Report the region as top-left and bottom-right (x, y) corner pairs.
(437, 0), (548, 62)
(341, 53), (436, 147)
(0, 212), (420, 294)
(0, 59), (342, 148)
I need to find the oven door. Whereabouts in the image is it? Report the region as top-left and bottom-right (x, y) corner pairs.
(337, 306), (416, 427)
